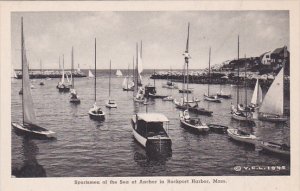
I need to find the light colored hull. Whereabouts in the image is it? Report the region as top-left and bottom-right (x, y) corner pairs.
(227, 129), (257, 145)
(180, 118), (209, 133)
(88, 108), (105, 120)
(105, 103), (117, 108)
(258, 114), (288, 122)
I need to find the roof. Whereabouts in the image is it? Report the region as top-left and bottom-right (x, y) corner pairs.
(272, 47), (284, 54)
(137, 113), (169, 122)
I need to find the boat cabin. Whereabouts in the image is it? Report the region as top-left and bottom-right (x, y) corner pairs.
(133, 113), (169, 138)
(144, 85), (156, 96)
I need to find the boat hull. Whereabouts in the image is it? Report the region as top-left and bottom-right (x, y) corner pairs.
(105, 103), (117, 108)
(12, 122), (55, 139)
(70, 98), (81, 103)
(207, 124), (228, 134)
(259, 141), (290, 157)
(179, 89), (192, 93)
(188, 107), (213, 116)
(204, 95), (221, 103)
(123, 88), (134, 91)
(88, 110), (105, 121)
(258, 114), (288, 122)
(217, 93), (231, 99)
(180, 119), (209, 134)
(227, 129), (257, 145)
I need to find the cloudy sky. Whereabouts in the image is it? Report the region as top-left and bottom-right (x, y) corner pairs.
(11, 11), (289, 70)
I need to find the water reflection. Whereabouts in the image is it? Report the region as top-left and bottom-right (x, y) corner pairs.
(12, 137), (46, 177)
(133, 143), (172, 168)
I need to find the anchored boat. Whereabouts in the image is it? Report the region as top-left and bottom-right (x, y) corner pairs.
(88, 38), (105, 120)
(12, 18), (55, 139)
(258, 54), (288, 122)
(69, 47), (81, 104)
(259, 141), (290, 158)
(131, 113), (172, 153)
(106, 60), (117, 108)
(227, 129), (257, 145)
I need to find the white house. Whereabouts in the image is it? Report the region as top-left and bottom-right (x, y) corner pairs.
(261, 51), (272, 65)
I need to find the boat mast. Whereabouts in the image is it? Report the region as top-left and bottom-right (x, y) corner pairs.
(153, 69), (156, 87)
(208, 47), (211, 96)
(40, 59), (43, 75)
(127, 64), (129, 89)
(132, 56), (134, 96)
(21, 17), (24, 125)
(94, 38), (97, 103)
(109, 60), (111, 98)
(186, 23), (190, 104)
(136, 43), (139, 92)
(244, 54), (247, 107)
(237, 35), (240, 106)
(72, 46), (74, 88)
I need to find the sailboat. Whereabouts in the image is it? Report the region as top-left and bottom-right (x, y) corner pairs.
(133, 43), (145, 103)
(88, 38), (105, 120)
(179, 23), (209, 133)
(88, 69), (94, 78)
(249, 78), (263, 110)
(122, 64), (134, 91)
(12, 67), (18, 79)
(12, 18), (55, 139)
(231, 36), (252, 121)
(106, 60), (117, 108)
(162, 68), (178, 89)
(69, 47), (81, 103)
(39, 60), (45, 86)
(137, 40), (143, 86)
(147, 69), (168, 99)
(258, 57), (288, 122)
(116, 69), (123, 77)
(57, 55), (70, 92)
(204, 48), (221, 103)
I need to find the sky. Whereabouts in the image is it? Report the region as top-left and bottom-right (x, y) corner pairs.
(11, 11), (289, 70)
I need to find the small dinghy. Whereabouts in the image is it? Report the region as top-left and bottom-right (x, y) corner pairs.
(131, 113), (172, 153)
(89, 103), (105, 120)
(180, 110), (209, 133)
(217, 91), (231, 99)
(259, 141), (290, 158)
(204, 94), (222, 103)
(179, 88), (192, 93)
(188, 105), (213, 116)
(227, 128), (257, 145)
(207, 124), (228, 133)
(162, 96), (174, 101)
(39, 81), (45, 86)
(70, 89), (80, 104)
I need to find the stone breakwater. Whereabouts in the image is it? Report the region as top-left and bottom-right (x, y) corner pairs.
(150, 72), (290, 92)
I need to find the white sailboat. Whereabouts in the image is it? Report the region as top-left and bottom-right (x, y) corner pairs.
(12, 67), (18, 79)
(12, 17), (55, 139)
(250, 78), (263, 109)
(137, 40), (143, 86)
(116, 69), (123, 77)
(258, 65), (288, 122)
(70, 47), (81, 103)
(106, 60), (117, 108)
(122, 64), (134, 91)
(133, 42), (145, 103)
(57, 55), (70, 92)
(88, 38), (105, 120)
(88, 69), (94, 78)
(204, 47), (221, 103)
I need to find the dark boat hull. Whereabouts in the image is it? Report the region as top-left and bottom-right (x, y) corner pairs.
(12, 122), (55, 140)
(207, 124), (228, 134)
(217, 94), (232, 99)
(188, 107), (213, 116)
(123, 88), (134, 91)
(70, 98), (81, 104)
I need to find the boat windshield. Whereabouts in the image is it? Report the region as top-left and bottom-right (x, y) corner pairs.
(137, 121), (168, 138)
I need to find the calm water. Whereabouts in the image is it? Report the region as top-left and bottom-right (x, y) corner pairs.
(11, 73), (290, 177)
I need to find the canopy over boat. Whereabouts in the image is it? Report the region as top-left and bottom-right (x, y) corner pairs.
(137, 113), (169, 122)
(259, 67), (284, 115)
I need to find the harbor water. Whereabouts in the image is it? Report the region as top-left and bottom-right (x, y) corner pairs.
(11, 72), (290, 177)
